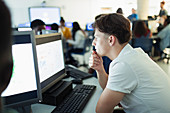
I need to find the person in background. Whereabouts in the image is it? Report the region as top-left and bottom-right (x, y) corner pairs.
(158, 1), (168, 24)
(66, 22), (86, 67)
(127, 8), (138, 22)
(157, 21), (170, 51)
(30, 19), (46, 35)
(132, 20), (153, 56)
(51, 23), (59, 32)
(159, 1), (168, 17)
(156, 19), (170, 61)
(133, 20), (152, 38)
(0, 1), (17, 113)
(89, 13), (170, 113)
(157, 1), (168, 32)
(59, 17), (72, 40)
(116, 8), (123, 14)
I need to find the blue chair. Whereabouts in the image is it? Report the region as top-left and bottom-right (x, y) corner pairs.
(132, 37), (153, 56)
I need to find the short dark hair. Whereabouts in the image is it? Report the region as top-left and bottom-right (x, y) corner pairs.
(60, 17), (65, 23)
(30, 19), (45, 29)
(93, 13), (132, 44)
(95, 14), (106, 20)
(51, 23), (59, 31)
(116, 8), (123, 14)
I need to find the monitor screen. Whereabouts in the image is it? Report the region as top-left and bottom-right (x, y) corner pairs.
(2, 31), (42, 107)
(29, 7), (60, 25)
(17, 27), (32, 32)
(18, 22), (30, 28)
(86, 22), (94, 31)
(46, 26), (51, 30)
(65, 22), (73, 28)
(35, 33), (66, 93)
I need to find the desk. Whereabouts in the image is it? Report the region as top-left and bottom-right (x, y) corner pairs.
(31, 77), (103, 113)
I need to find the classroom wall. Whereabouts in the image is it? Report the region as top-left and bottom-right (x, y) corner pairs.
(4, 0), (170, 29)
(4, 0), (137, 28)
(5, 0), (42, 27)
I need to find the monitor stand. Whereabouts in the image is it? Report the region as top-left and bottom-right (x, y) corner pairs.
(41, 80), (72, 106)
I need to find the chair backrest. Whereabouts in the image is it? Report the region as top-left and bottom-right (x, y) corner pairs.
(83, 37), (93, 53)
(132, 37), (153, 53)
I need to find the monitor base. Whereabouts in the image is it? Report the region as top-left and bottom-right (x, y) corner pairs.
(41, 80), (72, 106)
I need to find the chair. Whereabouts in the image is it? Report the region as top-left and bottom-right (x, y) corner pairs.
(132, 37), (153, 56)
(71, 37), (92, 67)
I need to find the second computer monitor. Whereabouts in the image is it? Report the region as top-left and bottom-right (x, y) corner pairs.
(35, 33), (66, 93)
(2, 31), (42, 107)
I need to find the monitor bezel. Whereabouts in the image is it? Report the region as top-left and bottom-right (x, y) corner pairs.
(3, 31), (42, 107)
(35, 33), (66, 93)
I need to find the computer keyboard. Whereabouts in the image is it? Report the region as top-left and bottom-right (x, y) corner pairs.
(51, 84), (96, 113)
(66, 65), (93, 79)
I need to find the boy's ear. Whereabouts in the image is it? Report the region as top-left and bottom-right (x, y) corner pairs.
(108, 35), (116, 46)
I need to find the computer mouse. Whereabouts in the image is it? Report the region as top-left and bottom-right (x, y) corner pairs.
(72, 79), (83, 84)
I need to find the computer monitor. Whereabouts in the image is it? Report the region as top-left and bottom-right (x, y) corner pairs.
(35, 33), (66, 93)
(65, 22), (73, 28)
(86, 22), (94, 31)
(17, 27), (32, 32)
(29, 7), (61, 25)
(2, 31), (42, 107)
(46, 26), (51, 30)
(18, 22), (30, 28)
(41, 29), (58, 34)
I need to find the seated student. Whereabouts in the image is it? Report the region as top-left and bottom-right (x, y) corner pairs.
(157, 20), (170, 55)
(153, 19), (170, 60)
(30, 19), (46, 35)
(59, 17), (72, 53)
(132, 20), (153, 56)
(0, 1), (17, 113)
(133, 20), (152, 38)
(59, 17), (72, 40)
(66, 22), (86, 66)
(89, 13), (170, 113)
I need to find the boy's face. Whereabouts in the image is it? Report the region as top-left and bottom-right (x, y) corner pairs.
(93, 28), (110, 56)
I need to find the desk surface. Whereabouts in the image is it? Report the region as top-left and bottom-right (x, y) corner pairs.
(31, 77), (103, 113)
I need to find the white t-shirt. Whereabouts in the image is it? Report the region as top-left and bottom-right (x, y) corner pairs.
(106, 44), (170, 113)
(67, 30), (85, 49)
